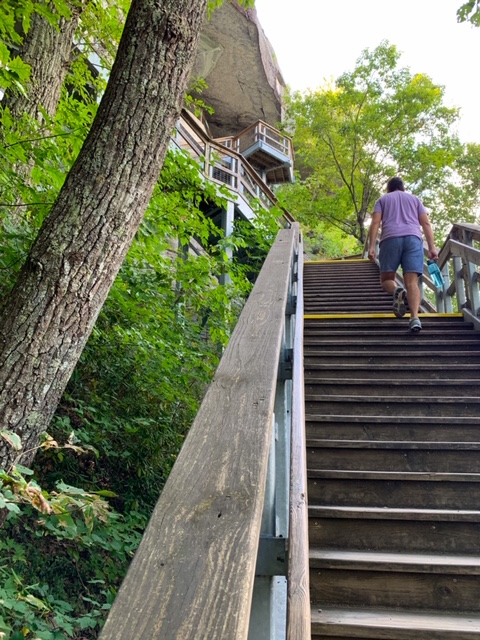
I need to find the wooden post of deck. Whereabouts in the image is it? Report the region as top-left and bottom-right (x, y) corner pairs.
(220, 199), (235, 285)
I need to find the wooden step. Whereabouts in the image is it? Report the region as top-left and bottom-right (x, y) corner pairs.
(304, 286), (388, 295)
(309, 506), (480, 554)
(310, 549), (480, 575)
(309, 550), (480, 611)
(306, 415), (480, 442)
(303, 339), (480, 351)
(304, 317), (469, 329)
(308, 475), (480, 510)
(310, 506), (480, 521)
(303, 261), (480, 637)
(305, 394), (480, 418)
(311, 606), (480, 639)
(304, 350), (480, 365)
(306, 445), (480, 473)
(304, 363), (480, 380)
(305, 378), (480, 397)
(304, 327), (475, 339)
(306, 415), (480, 443)
(307, 440), (480, 449)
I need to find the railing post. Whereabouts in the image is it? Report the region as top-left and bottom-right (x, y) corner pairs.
(464, 231), (480, 317)
(441, 263), (454, 313)
(453, 255), (467, 310)
(220, 200), (235, 285)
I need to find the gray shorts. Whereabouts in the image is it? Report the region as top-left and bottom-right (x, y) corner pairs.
(379, 235), (424, 275)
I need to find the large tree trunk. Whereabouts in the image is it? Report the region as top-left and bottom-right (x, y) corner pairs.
(2, 1), (89, 122)
(0, 0), (208, 471)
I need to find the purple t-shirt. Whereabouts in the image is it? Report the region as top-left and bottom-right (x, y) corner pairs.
(373, 191), (427, 243)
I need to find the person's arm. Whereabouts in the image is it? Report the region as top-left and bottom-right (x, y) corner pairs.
(368, 211), (382, 261)
(419, 212), (438, 260)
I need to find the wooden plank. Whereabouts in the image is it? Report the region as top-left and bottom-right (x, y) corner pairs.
(306, 415), (480, 425)
(305, 394), (480, 404)
(309, 470), (480, 482)
(309, 506), (480, 521)
(100, 226), (297, 640)
(308, 478), (480, 510)
(310, 549), (480, 574)
(447, 238), (480, 266)
(311, 606), (480, 639)
(286, 239), (311, 640)
(452, 222), (480, 240)
(306, 440), (480, 450)
(306, 448), (480, 473)
(310, 568), (480, 611)
(310, 516), (480, 554)
(305, 363), (480, 378)
(305, 381), (480, 397)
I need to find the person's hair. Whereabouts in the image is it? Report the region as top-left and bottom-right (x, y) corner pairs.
(386, 176), (405, 193)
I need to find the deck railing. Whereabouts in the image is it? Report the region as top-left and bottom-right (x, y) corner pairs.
(99, 223), (310, 640)
(222, 120), (292, 158)
(421, 223), (480, 329)
(172, 110), (294, 220)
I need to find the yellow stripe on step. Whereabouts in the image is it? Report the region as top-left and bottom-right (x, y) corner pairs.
(304, 258), (370, 265)
(303, 313), (464, 320)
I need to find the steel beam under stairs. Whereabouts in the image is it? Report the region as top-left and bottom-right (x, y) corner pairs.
(304, 259), (480, 639)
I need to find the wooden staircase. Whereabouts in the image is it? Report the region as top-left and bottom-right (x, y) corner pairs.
(304, 259), (480, 639)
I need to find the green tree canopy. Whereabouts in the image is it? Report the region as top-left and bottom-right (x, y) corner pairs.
(457, 0), (480, 26)
(279, 41), (472, 250)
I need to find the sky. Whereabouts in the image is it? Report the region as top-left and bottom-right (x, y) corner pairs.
(254, 0), (480, 143)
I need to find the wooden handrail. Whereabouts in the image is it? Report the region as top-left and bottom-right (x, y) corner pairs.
(100, 224), (301, 639)
(287, 238), (311, 640)
(426, 222), (480, 326)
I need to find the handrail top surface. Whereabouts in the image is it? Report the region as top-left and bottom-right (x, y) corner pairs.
(449, 222), (480, 237)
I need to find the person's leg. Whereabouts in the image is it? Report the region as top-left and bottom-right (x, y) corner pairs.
(380, 272), (397, 294)
(401, 237), (424, 319)
(378, 237), (404, 293)
(380, 271), (407, 317)
(401, 236), (424, 332)
(378, 238), (407, 317)
(403, 272), (421, 318)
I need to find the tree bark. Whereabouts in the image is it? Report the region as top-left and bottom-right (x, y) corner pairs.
(0, 0), (208, 471)
(2, 1), (89, 122)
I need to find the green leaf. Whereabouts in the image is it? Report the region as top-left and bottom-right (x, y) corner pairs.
(92, 490), (118, 497)
(0, 431), (22, 451)
(23, 593), (49, 611)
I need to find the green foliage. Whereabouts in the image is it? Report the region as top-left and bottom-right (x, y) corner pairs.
(36, 148), (275, 512)
(0, 0), (281, 635)
(0, 130), (276, 630)
(0, 459), (145, 639)
(430, 143), (480, 240)
(208, 0), (254, 18)
(457, 0), (480, 25)
(283, 41), (466, 246)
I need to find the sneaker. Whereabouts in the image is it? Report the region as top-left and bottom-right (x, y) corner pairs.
(409, 317), (422, 333)
(393, 287), (407, 318)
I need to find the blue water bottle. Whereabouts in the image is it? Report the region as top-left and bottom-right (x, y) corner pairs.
(427, 259), (444, 288)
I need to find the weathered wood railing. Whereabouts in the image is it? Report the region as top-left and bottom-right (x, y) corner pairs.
(100, 223), (310, 640)
(172, 110), (286, 215)
(421, 222), (480, 329)
(217, 120), (292, 158)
